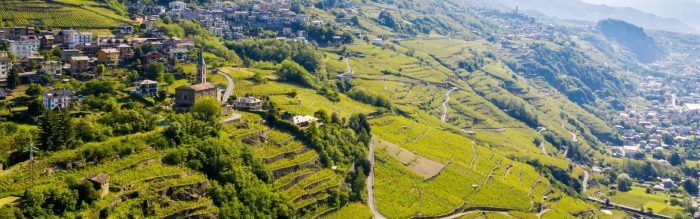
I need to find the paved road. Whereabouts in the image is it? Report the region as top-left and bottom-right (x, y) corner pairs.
(441, 87), (458, 122)
(367, 138), (387, 219)
(216, 69), (234, 103)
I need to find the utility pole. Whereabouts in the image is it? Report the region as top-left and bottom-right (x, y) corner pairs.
(23, 139), (37, 187)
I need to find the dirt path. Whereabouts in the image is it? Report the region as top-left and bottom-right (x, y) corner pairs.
(539, 142), (548, 156)
(382, 77), (388, 90)
(582, 168), (589, 193)
(367, 137), (387, 219)
(344, 57), (353, 75)
(441, 87), (458, 122)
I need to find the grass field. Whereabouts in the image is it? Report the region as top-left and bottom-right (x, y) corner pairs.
(608, 186), (685, 217)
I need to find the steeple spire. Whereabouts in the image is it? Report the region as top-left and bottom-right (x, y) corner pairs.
(197, 51), (206, 84)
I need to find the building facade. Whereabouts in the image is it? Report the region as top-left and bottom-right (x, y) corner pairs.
(42, 89), (73, 110)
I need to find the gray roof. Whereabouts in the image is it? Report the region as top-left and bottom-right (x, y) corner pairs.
(43, 89), (73, 98)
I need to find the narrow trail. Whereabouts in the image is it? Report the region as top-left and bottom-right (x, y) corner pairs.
(382, 76), (388, 90)
(344, 57), (353, 75)
(539, 142), (548, 157)
(536, 208), (551, 217)
(582, 168), (589, 193)
(561, 120), (588, 193)
(441, 87), (458, 122)
(367, 137), (387, 219)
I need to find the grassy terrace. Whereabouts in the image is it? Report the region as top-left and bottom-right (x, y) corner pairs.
(608, 186), (685, 217)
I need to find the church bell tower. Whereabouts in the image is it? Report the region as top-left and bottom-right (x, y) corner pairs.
(196, 51), (206, 84)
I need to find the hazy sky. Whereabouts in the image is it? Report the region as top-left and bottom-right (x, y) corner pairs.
(582, 0), (700, 31)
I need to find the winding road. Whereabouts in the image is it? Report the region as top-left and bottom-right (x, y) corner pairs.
(215, 69), (235, 103)
(536, 128), (549, 156)
(560, 120), (588, 193)
(441, 87), (458, 122)
(367, 138), (387, 219)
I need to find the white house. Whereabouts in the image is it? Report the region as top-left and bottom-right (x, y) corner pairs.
(169, 1), (187, 11)
(9, 35), (39, 58)
(233, 96), (263, 110)
(63, 30), (92, 49)
(134, 80), (159, 97)
(289, 115), (318, 128)
(42, 89), (73, 110)
(0, 52), (12, 82)
(78, 32), (93, 46)
(41, 61), (62, 76)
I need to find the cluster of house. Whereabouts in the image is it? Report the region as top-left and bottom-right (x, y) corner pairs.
(475, 8), (561, 53)
(0, 26), (198, 83)
(610, 76), (700, 159)
(130, 0), (326, 41)
(39, 51), (317, 130)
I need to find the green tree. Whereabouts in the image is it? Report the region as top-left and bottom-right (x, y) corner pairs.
(190, 96), (221, 122)
(670, 152), (684, 166)
(96, 64), (106, 76)
(38, 110), (75, 151)
(6, 67), (20, 89)
(164, 73), (175, 84)
(145, 62), (165, 81)
(276, 60), (318, 88)
(617, 174), (632, 192)
(683, 179), (699, 195)
(25, 84), (43, 97)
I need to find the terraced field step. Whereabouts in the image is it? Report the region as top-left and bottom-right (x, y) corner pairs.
(288, 177), (341, 204)
(254, 140), (306, 160)
(294, 193), (330, 211)
(269, 150), (320, 179)
(274, 169), (315, 190)
(262, 145), (311, 164)
(283, 169), (336, 198)
(159, 198), (214, 219)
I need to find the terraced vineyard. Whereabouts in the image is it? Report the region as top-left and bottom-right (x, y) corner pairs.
(0, 132), (217, 218)
(0, 1), (130, 29)
(253, 128), (345, 217)
(369, 116), (594, 218)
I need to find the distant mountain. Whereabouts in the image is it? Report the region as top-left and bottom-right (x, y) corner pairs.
(470, 0), (698, 34)
(597, 19), (665, 63)
(582, 0), (700, 32)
